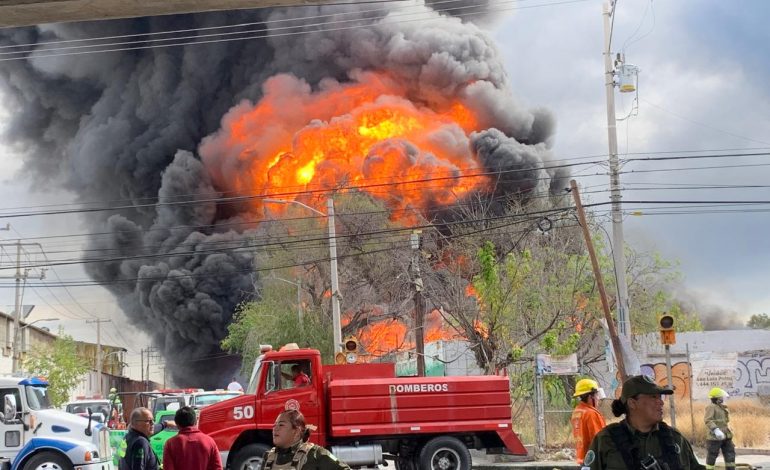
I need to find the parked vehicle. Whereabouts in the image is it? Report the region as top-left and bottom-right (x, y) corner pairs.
(189, 390), (242, 410)
(198, 345), (526, 470)
(64, 397), (111, 424)
(0, 376), (113, 470)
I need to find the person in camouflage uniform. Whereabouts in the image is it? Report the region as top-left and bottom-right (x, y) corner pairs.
(585, 375), (704, 470)
(704, 387), (735, 470)
(260, 409), (350, 470)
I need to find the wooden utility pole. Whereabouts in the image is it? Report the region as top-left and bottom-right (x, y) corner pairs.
(570, 180), (627, 381)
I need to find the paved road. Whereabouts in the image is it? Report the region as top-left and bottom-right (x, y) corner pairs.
(470, 450), (770, 469)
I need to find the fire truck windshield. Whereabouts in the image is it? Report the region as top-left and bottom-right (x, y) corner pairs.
(246, 355), (266, 395)
(25, 385), (52, 410)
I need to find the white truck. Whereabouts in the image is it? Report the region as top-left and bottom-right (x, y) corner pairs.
(0, 376), (113, 470)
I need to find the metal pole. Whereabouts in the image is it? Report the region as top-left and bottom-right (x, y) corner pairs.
(86, 319), (111, 396)
(12, 241), (22, 374)
(296, 277), (303, 324)
(665, 344), (676, 427)
(96, 320), (101, 395)
(327, 198), (342, 354)
(534, 360), (546, 452)
(603, 1), (631, 338)
(146, 347), (152, 391)
(687, 343), (694, 434)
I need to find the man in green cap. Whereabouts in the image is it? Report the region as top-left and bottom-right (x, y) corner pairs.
(585, 375), (704, 470)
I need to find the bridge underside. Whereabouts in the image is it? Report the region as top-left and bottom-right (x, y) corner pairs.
(1, 0), (333, 28)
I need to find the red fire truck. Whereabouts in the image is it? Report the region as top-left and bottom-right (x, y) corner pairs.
(198, 345), (527, 470)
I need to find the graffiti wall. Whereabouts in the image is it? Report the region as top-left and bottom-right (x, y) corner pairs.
(735, 352), (770, 397)
(641, 361), (691, 400)
(631, 351), (770, 400)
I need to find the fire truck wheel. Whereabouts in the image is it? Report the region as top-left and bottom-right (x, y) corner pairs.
(418, 437), (471, 470)
(231, 443), (270, 470)
(24, 451), (74, 470)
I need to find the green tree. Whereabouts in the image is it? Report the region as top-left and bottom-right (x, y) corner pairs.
(23, 330), (89, 407)
(747, 313), (770, 329)
(221, 281), (334, 374)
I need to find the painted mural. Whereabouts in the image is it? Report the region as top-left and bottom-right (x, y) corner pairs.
(641, 361), (691, 400)
(625, 351), (770, 400)
(734, 352), (770, 397)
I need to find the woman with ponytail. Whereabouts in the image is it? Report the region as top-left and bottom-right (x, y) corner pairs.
(260, 410), (350, 470)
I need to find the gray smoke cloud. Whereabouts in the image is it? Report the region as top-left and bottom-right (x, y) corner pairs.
(0, 2), (562, 386)
(674, 291), (747, 331)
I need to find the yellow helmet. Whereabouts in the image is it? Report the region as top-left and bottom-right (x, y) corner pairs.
(574, 378), (600, 397)
(708, 387), (729, 399)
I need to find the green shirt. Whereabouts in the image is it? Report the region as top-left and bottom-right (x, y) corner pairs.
(586, 421), (704, 470)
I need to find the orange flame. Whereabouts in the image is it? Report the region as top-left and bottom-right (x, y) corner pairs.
(465, 284), (478, 298)
(200, 72), (490, 218)
(356, 309), (462, 359)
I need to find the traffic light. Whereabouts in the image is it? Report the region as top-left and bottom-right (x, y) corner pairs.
(659, 313), (676, 345)
(335, 336), (360, 364)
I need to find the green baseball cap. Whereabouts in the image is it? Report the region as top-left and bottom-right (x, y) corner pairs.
(620, 375), (673, 403)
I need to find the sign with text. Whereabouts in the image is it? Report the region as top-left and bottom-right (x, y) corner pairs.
(690, 352), (736, 400)
(536, 353), (578, 375)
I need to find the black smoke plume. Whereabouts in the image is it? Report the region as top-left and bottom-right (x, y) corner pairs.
(0, 3), (563, 387)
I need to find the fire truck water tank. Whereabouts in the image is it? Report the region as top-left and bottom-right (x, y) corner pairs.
(330, 444), (383, 467)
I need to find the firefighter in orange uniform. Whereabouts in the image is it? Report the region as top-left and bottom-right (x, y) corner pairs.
(571, 378), (606, 464)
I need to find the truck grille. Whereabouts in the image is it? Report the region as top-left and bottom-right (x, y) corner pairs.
(99, 427), (113, 460)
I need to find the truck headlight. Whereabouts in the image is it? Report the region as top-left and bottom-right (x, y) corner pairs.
(84, 450), (99, 461)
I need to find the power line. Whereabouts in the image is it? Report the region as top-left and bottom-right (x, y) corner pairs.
(0, 159), (602, 219)
(0, 0), (591, 62)
(0, 206), (579, 286)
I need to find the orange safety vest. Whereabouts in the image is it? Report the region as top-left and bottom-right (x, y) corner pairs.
(571, 401), (606, 463)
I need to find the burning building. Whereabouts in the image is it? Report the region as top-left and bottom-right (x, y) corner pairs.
(0, 2), (566, 387)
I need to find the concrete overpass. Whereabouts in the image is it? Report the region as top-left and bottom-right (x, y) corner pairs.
(0, 0), (334, 28)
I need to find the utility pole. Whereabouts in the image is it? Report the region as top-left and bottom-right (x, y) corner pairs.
(410, 231), (425, 376)
(603, 1), (631, 338)
(13, 241), (22, 375)
(140, 348), (145, 390)
(571, 180), (627, 381)
(1, 240), (44, 374)
(146, 347), (154, 390)
(86, 319), (111, 396)
(327, 198), (342, 354)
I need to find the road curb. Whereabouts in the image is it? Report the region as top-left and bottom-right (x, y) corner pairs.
(473, 463), (580, 470)
(737, 449), (770, 456)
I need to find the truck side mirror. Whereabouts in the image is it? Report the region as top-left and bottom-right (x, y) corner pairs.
(4, 394), (17, 422)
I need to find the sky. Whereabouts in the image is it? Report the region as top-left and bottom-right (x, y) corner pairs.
(0, 0), (768, 383)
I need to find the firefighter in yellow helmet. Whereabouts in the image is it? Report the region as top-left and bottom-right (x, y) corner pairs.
(705, 387), (734, 470)
(570, 378), (606, 464)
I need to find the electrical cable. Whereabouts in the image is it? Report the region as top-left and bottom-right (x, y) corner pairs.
(0, 0), (592, 62)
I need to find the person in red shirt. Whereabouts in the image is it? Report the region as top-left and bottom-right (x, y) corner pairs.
(162, 406), (222, 470)
(283, 364), (311, 388)
(292, 365), (311, 387)
(571, 378), (606, 464)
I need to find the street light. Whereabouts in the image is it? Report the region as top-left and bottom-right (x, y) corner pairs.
(15, 317), (59, 375)
(265, 275), (303, 325)
(262, 197), (343, 353)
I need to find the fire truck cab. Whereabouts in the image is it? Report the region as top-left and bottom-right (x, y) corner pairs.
(198, 346), (526, 470)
